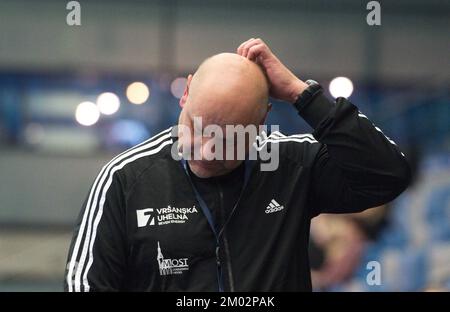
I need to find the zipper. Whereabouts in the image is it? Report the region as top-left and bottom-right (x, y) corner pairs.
(216, 181), (228, 287)
(216, 180), (225, 292)
(180, 158), (254, 293)
(222, 228), (235, 291)
(216, 176), (249, 293)
(181, 159), (224, 292)
(215, 244), (223, 292)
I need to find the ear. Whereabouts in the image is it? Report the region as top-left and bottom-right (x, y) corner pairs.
(179, 74), (193, 108)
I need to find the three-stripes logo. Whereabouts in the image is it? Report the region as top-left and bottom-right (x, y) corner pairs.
(265, 199), (284, 214)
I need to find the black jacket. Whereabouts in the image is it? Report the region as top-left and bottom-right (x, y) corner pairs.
(64, 93), (411, 291)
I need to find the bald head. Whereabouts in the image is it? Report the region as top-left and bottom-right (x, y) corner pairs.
(187, 53), (269, 126)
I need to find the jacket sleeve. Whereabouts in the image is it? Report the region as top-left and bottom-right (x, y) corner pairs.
(298, 93), (412, 217)
(64, 170), (128, 291)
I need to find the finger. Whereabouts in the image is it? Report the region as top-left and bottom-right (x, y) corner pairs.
(243, 38), (265, 58)
(241, 38), (262, 58)
(246, 43), (266, 62)
(237, 38), (255, 55)
(237, 38), (252, 54)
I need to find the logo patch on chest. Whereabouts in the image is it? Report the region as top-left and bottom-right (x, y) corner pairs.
(136, 205), (199, 227)
(157, 241), (189, 276)
(265, 199), (284, 214)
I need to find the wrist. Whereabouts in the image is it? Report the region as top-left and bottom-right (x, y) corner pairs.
(289, 80), (308, 104)
(292, 79), (323, 115)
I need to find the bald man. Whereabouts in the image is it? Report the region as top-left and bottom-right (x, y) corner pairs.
(65, 38), (411, 292)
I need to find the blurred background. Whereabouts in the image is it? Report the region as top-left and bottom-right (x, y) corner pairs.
(0, 0), (449, 291)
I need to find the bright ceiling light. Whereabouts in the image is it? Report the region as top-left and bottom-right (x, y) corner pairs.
(329, 77), (354, 98)
(126, 82), (150, 105)
(97, 92), (120, 115)
(75, 101), (100, 126)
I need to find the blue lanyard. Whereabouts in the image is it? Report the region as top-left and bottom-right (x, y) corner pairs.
(180, 158), (254, 292)
(181, 158), (253, 237)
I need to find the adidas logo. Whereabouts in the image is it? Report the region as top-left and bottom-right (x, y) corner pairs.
(265, 199), (284, 214)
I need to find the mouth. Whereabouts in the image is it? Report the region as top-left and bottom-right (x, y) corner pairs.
(190, 160), (219, 170)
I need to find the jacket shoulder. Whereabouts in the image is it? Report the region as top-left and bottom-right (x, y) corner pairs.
(100, 127), (175, 187)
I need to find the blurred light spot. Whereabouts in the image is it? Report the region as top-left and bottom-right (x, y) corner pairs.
(329, 77), (354, 98)
(109, 119), (150, 147)
(126, 82), (150, 105)
(97, 92), (120, 115)
(170, 77), (188, 99)
(75, 101), (100, 126)
(158, 73), (172, 92)
(24, 123), (45, 145)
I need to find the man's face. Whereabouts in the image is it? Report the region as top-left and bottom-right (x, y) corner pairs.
(178, 93), (258, 178)
(176, 53), (269, 178)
